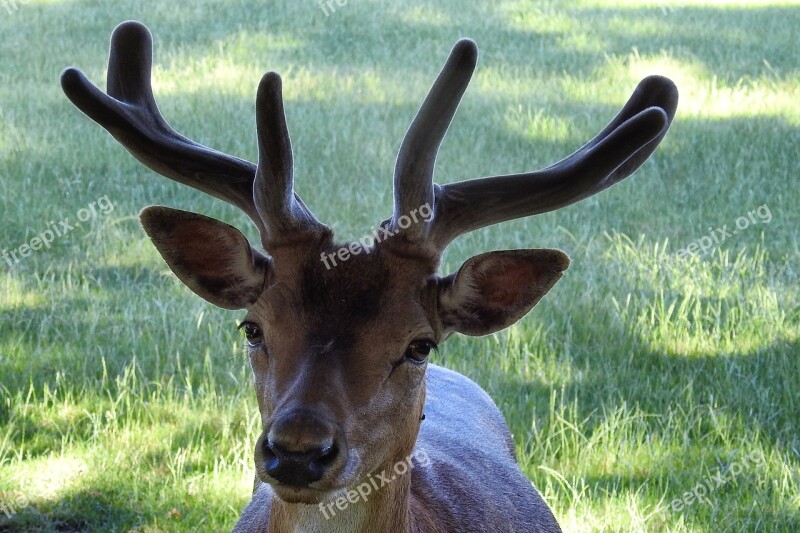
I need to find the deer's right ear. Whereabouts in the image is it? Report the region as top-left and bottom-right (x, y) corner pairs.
(437, 249), (569, 337)
(139, 206), (271, 310)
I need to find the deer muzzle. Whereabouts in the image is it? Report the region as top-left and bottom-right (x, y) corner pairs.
(259, 409), (342, 488)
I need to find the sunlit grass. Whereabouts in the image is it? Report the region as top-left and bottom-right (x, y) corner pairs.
(0, 275), (43, 310)
(605, 53), (800, 120)
(1, 354), (260, 530)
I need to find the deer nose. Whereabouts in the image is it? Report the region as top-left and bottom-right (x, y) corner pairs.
(262, 411), (339, 486)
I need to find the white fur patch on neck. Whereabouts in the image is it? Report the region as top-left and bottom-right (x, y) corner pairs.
(290, 502), (366, 533)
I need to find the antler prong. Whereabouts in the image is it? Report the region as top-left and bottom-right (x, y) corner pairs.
(391, 38), (478, 240)
(254, 72), (329, 246)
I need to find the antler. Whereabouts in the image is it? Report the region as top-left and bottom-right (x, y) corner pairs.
(390, 39), (679, 251)
(253, 72), (328, 245)
(60, 20), (327, 247)
(390, 39), (478, 240)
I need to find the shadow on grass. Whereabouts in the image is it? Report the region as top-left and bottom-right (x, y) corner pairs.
(1, 486), (142, 533)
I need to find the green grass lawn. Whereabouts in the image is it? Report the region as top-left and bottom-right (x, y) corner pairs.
(1, 0), (798, 531)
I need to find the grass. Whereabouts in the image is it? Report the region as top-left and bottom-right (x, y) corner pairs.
(1, 0), (798, 531)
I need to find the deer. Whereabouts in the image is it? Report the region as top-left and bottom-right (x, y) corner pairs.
(61, 21), (677, 533)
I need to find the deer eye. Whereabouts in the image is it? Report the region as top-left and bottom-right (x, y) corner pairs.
(405, 340), (435, 364)
(238, 321), (264, 347)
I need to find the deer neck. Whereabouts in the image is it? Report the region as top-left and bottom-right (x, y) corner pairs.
(268, 454), (418, 533)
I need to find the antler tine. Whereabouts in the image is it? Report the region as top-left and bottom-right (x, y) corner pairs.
(60, 21), (266, 233)
(253, 73), (328, 246)
(391, 38), (478, 240)
(426, 75), (679, 250)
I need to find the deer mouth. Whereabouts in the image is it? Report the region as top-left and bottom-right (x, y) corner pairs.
(269, 483), (331, 505)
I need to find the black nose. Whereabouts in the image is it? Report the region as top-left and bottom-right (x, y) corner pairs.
(263, 439), (338, 486)
(262, 411), (339, 486)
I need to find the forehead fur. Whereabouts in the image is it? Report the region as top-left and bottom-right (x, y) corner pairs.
(262, 238), (439, 350)
(300, 245), (390, 325)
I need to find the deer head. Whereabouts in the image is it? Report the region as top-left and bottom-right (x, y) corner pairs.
(61, 21), (677, 508)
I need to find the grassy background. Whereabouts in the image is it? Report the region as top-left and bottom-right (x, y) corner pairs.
(1, 0), (798, 531)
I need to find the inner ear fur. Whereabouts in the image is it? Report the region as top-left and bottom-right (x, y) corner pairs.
(140, 206), (271, 310)
(438, 249), (570, 337)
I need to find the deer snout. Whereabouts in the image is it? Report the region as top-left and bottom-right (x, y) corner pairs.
(261, 410), (340, 487)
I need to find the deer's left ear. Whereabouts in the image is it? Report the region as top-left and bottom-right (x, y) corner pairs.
(140, 206), (271, 310)
(437, 249), (569, 337)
